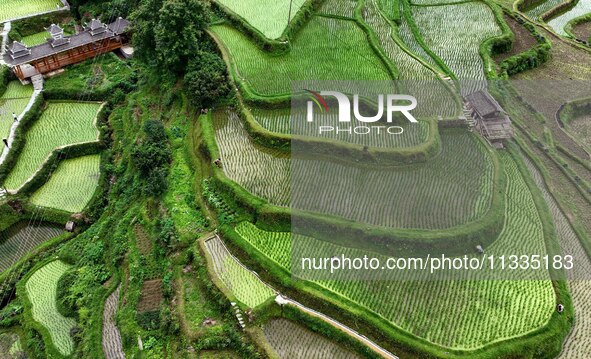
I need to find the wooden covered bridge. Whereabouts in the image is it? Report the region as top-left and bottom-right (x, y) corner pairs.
(464, 90), (513, 147)
(3, 17), (130, 81)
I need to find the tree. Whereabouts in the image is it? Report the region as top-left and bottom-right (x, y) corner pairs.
(154, 0), (210, 73)
(130, 0), (164, 65)
(184, 52), (231, 109)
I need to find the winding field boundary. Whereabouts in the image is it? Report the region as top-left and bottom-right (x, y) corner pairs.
(204, 235), (398, 359)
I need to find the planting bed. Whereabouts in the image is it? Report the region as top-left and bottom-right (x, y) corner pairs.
(24, 260), (76, 356)
(204, 236), (274, 308)
(0, 222), (62, 271)
(29, 154), (101, 213)
(572, 20), (591, 40)
(211, 16), (393, 97)
(3, 101), (101, 191)
(0, 82), (33, 140)
(234, 152), (556, 349)
(263, 318), (360, 358)
(137, 279), (163, 313)
(0, 0), (63, 23)
(214, 108), (496, 230)
(102, 286), (125, 359)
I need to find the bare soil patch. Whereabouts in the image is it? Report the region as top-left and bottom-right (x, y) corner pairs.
(495, 16), (539, 61)
(137, 279), (163, 312)
(573, 21), (591, 41)
(134, 224), (152, 255)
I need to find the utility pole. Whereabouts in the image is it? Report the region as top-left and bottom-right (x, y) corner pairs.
(288, 0), (293, 28)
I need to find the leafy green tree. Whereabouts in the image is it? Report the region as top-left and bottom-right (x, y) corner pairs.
(184, 52), (231, 109)
(131, 0), (164, 66)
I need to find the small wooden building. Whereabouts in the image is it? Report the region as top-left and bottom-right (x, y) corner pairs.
(3, 17), (130, 81)
(464, 90), (513, 147)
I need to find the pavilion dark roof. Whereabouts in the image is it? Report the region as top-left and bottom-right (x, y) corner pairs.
(465, 90), (504, 119)
(3, 18), (130, 66)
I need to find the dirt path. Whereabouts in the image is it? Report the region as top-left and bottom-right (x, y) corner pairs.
(102, 286), (125, 359)
(523, 154), (591, 357)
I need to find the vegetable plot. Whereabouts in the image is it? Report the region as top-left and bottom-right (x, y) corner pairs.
(3, 102), (101, 191)
(25, 260), (76, 356)
(29, 155), (101, 213)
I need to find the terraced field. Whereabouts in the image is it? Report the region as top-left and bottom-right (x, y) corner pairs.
(3, 102), (101, 191)
(567, 114), (591, 151)
(215, 0), (306, 39)
(214, 108), (495, 230)
(0, 222), (62, 271)
(251, 107), (431, 148)
(264, 318), (360, 358)
(234, 151), (556, 349)
(0, 82), (33, 140)
(204, 236), (274, 308)
(29, 155), (101, 212)
(319, 0), (357, 18)
(412, 2), (501, 91)
(102, 286), (125, 359)
(0, 0), (63, 22)
(25, 260), (76, 356)
(211, 16), (393, 96)
(547, 0), (591, 36)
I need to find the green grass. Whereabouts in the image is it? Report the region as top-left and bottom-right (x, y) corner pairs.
(214, 108), (495, 230)
(0, 81), (33, 140)
(20, 30), (72, 46)
(234, 151), (555, 349)
(25, 260), (76, 356)
(547, 0), (591, 36)
(211, 16), (393, 97)
(215, 0), (306, 39)
(204, 236), (274, 308)
(412, 3), (501, 88)
(3, 102), (101, 191)
(0, 0), (63, 22)
(29, 155), (101, 212)
(44, 53), (133, 94)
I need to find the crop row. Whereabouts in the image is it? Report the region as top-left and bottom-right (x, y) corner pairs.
(0, 0), (63, 22)
(3, 102), (101, 191)
(211, 16), (393, 97)
(250, 107), (431, 148)
(523, 154), (591, 358)
(25, 260), (76, 356)
(412, 3), (501, 92)
(0, 223), (62, 272)
(319, 0), (358, 18)
(215, 108), (494, 229)
(204, 236), (274, 308)
(264, 318), (360, 358)
(0, 81), (33, 140)
(234, 152), (555, 348)
(29, 154), (101, 213)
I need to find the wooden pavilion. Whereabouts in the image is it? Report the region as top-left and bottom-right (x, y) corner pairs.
(464, 90), (513, 147)
(3, 17), (130, 81)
